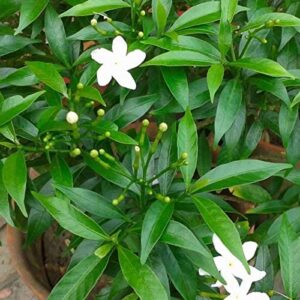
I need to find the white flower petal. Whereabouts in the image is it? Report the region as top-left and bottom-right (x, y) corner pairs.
(112, 68), (136, 90)
(248, 266), (266, 282)
(245, 292), (270, 300)
(97, 65), (113, 86)
(211, 281), (223, 288)
(243, 241), (258, 261)
(123, 50), (146, 70)
(213, 234), (234, 260)
(214, 256), (228, 271)
(91, 48), (114, 64)
(198, 269), (209, 276)
(112, 36), (127, 58)
(220, 270), (240, 294)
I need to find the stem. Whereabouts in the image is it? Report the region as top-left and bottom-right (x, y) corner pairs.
(272, 290), (292, 300)
(239, 27), (265, 58)
(147, 165), (175, 184)
(231, 44), (236, 61)
(198, 292), (226, 299)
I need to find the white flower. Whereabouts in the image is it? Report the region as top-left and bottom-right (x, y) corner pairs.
(91, 36), (146, 90)
(221, 271), (269, 300)
(66, 111), (79, 124)
(212, 234), (266, 283)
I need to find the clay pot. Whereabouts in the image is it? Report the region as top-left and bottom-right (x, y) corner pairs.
(6, 226), (50, 300)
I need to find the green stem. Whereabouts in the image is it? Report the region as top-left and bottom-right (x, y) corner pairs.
(147, 165), (175, 184)
(198, 292), (226, 299)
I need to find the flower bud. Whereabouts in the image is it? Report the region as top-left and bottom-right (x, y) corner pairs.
(159, 122), (168, 132)
(90, 18), (98, 26)
(99, 148), (105, 155)
(112, 199), (119, 206)
(135, 146), (140, 153)
(77, 82), (84, 90)
(140, 10), (146, 16)
(105, 131), (111, 138)
(164, 196), (171, 203)
(138, 31), (144, 38)
(181, 152), (188, 160)
(71, 148), (81, 157)
(90, 149), (99, 158)
(66, 111), (79, 124)
(142, 119), (150, 127)
(97, 109), (105, 117)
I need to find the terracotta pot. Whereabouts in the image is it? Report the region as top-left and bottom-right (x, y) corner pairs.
(6, 226), (50, 300)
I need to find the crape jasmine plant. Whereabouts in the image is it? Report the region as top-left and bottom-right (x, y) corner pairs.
(2, 0), (300, 299)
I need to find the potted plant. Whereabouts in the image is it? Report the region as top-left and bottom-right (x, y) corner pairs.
(1, 0), (300, 299)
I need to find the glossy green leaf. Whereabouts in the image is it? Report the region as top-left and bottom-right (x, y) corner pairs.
(169, 2), (246, 32)
(152, 0), (171, 35)
(229, 58), (294, 78)
(161, 67), (189, 109)
(278, 216), (300, 299)
(118, 247), (168, 300)
(291, 91), (300, 108)
(45, 5), (72, 67)
(279, 105), (298, 148)
(78, 86), (106, 106)
(15, 0), (49, 34)
(109, 131), (138, 145)
(197, 133), (212, 176)
(286, 118), (300, 165)
(0, 0), (21, 20)
(55, 185), (126, 220)
(0, 91), (45, 127)
(207, 64), (224, 102)
(0, 67), (38, 86)
(190, 160), (292, 193)
(0, 35), (39, 57)
(60, 0), (130, 17)
(232, 184), (272, 204)
(26, 61), (68, 96)
(242, 12), (300, 32)
(3, 151), (27, 217)
(0, 162), (14, 226)
(141, 201), (174, 264)
(160, 220), (210, 256)
(142, 36), (221, 59)
(247, 200), (289, 214)
(48, 254), (110, 300)
(177, 109), (198, 187)
(32, 192), (109, 241)
(51, 155), (73, 187)
(143, 50), (218, 67)
(214, 79), (242, 145)
(192, 195), (249, 271)
(221, 0), (237, 22)
(249, 76), (290, 106)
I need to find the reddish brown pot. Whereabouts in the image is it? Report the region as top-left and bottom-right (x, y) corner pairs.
(6, 225), (50, 300)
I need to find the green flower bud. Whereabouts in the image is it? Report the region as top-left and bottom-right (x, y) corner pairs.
(140, 10), (146, 16)
(77, 82), (84, 90)
(90, 18), (98, 26)
(90, 149), (99, 158)
(159, 122), (168, 132)
(97, 109), (105, 116)
(105, 131), (111, 138)
(138, 31), (144, 38)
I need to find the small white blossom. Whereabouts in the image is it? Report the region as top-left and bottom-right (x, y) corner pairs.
(66, 111), (79, 124)
(91, 36), (146, 90)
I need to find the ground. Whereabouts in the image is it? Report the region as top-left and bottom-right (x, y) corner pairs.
(0, 219), (36, 300)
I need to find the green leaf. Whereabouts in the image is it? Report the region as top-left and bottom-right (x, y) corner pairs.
(0, 35), (39, 57)
(0, 91), (45, 127)
(242, 12), (300, 32)
(197, 133), (212, 176)
(190, 159), (292, 193)
(177, 109), (198, 187)
(55, 185), (126, 220)
(3, 151), (27, 217)
(0, 162), (14, 226)
(143, 50), (218, 67)
(249, 76), (290, 106)
(207, 64), (224, 102)
(141, 201), (174, 264)
(192, 195), (249, 271)
(26, 61), (68, 96)
(44, 4), (72, 67)
(142, 36), (221, 60)
(247, 200), (289, 214)
(232, 184), (272, 204)
(161, 67), (189, 109)
(118, 247), (168, 300)
(286, 118), (300, 165)
(152, 0), (171, 35)
(0, 67), (38, 87)
(48, 254), (110, 300)
(279, 105), (298, 148)
(109, 131), (138, 145)
(291, 91), (300, 108)
(15, 0), (49, 34)
(278, 216), (300, 299)
(160, 220), (210, 256)
(51, 155), (73, 187)
(159, 245), (197, 300)
(32, 192), (109, 241)
(60, 0), (130, 17)
(214, 79), (242, 145)
(169, 2), (245, 32)
(229, 58), (294, 78)
(78, 86), (106, 106)
(0, 0), (21, 20)
(221, 0), (237, 22)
